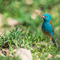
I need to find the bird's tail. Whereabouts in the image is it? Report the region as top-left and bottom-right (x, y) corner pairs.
(52, 37), (56, 47)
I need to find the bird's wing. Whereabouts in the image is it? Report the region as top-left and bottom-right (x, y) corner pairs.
(49, 20), (54, 34)
(52, 26), (54, 34)
(42, 29), (51, 37)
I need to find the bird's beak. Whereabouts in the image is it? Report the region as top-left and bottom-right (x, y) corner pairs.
(42, 16), (45, 18)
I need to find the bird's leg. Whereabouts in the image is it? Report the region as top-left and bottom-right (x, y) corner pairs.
(42, 36), (47, 41)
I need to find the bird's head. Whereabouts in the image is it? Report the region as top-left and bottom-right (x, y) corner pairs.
(42, 14), (51, 22)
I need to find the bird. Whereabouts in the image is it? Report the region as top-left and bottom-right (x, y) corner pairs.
(42, 14), (56, 46)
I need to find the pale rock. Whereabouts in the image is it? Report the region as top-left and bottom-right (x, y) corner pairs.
(55, 55), (60, 58)
(7, 18), (19, 26)
(31, 9), (43, 19)
(34, 9), (43, 15)
(15, 48), (32, 60)
(31, 13), (37, 19)
(26, 0), (33, 5)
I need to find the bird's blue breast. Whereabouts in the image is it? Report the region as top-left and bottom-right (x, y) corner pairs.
(42, 21), (53, 33)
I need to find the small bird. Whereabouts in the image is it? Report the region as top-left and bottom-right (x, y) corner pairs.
(42, 14), (56, 46)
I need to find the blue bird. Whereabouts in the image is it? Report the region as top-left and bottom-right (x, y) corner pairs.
(42, 14), (56, 46)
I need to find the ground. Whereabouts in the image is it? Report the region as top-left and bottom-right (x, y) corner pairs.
(0, 0), (60, 60)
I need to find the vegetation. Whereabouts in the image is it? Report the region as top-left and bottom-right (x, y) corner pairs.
(0, 0), (60, 60)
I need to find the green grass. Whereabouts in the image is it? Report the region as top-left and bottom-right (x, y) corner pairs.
(0, 26), (60, 60)
(0, 0), (60, 60)
(0, 56), (21, 60)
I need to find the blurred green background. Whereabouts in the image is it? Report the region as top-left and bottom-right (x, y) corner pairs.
(0, 0), (60, 60)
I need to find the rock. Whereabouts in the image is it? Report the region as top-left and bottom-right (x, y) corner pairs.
(7, 18), (19, 26)
(25, 0), (33, 5)
(15, 48), (32, 60)
(31, 9), (43, 19)
(0, 14), (19, 27)
(33, 9), (43, 16)
(54, 55), (60, 58)
(31, 13), (37, 19)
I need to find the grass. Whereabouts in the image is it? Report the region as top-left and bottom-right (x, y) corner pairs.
(0, 26), (60, 60)
(0, 56), (21, 60)
(0, 0), (60, 60)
